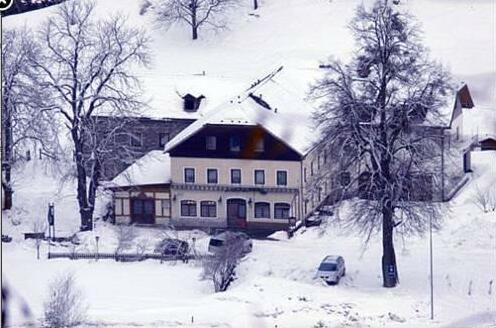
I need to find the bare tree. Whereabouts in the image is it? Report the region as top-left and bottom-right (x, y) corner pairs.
(43, 272), (88, 328)
(151, 0), (240, 40)
(1, 28), (60, 210)
(33, 0), (150, 230)
(202, 233), (245, 292)
(310, 0), (451, 287)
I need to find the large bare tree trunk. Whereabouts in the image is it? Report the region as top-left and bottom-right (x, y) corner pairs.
(191, 7), (198, 40)
(192, 26), (198, 40)
(2, 100), (13, 210)
(381, 199), (398, 287)
(72, 131), (92, 231)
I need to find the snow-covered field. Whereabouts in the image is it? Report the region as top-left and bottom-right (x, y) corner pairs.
(2, 152), (495, 327)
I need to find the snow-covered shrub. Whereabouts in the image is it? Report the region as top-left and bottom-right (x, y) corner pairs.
(472, 184), (496, 213)
(313, 320), (329, 328)
(43, 273), (87, 328)
(135, 238), (149, 255)
(202, 235), (244, 292)
(10, 216), (21, 226)
(114, 225), (137, 254)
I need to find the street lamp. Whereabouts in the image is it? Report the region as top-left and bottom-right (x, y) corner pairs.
(95, 235), (100, 261)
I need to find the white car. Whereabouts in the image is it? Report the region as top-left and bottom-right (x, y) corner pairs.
(316, 255), (346, 285)
(208, 231), (253, 254)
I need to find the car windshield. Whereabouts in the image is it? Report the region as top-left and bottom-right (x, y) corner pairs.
(319, 262), (337, 271)
(209, 239), (224, 247)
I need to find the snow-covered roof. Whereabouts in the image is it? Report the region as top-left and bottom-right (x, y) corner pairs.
(164, 66), (319, 155)
(426, 82), (472, 128)
(110, 151), (171, 187)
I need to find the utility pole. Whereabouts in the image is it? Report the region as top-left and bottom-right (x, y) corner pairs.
(429, 213), (434, 320)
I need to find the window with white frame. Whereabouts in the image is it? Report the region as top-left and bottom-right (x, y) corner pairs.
(207, 168), (218, 184)
(274, 203), (290, 219)
(184, 168), (195, 183)
(276, 170), (287, 186)
(200, 201), (216, 217)
(254, 202), (270, 218)
(254, 170), (265, 185)
(231, 169), (241, 184)
(180, 200), (197, 217)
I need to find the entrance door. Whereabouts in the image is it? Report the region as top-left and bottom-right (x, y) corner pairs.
(227, 199), (247, 229)
(131, 198), (155, 224)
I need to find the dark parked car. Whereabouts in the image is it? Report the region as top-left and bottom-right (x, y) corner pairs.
(154, 239), (189, 257)
(305, 216), (322, 227)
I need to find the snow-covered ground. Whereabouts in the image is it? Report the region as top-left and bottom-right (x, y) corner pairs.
(2, 152), (495, 327)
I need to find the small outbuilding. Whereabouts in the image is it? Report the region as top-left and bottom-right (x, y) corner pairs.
(480, 137), (496, 151)
(108, 151), (171, 225)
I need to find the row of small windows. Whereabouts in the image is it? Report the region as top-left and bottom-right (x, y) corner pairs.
(206, 136), (264, 152)
(303, 148), (329, 182)
(106, 132), (170, 148)
(184, 168), (288, 186)
(303, 171), (351, 214)
(254, 202), (290, 219)
(180, 200), (216, 217)
(180, 200), (290, 219)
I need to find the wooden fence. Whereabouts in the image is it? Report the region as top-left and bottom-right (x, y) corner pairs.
(47, 252), (197, 262)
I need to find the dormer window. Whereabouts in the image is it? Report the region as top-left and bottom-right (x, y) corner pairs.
(183, 94), (205, 112)
(255, 138), (264, 152)
(206, 136), (216, 150)
(230, 136), (241, 152)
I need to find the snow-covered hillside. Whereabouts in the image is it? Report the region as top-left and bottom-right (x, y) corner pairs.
(2, 0), (495, 327)
(4, 0), (495, 117)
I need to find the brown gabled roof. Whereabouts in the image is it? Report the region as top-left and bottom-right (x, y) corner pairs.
(458, 84), (474, 109)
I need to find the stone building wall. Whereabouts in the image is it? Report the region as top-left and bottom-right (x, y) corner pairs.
(83, 116), (194, 180)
